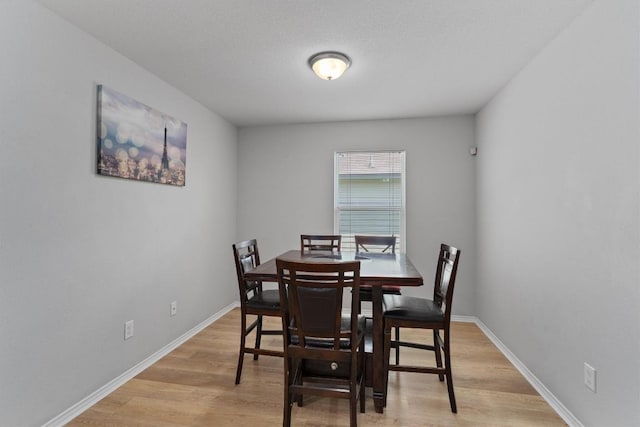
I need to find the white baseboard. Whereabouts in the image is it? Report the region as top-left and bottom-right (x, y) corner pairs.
(451, 314), (477, 323)
(470, 317), (584, 427)
(43, 302), (238, 427)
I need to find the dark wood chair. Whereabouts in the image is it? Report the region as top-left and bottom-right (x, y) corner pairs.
(276, 259), (366, 427)
(354, 235), (401, 364)
(383, 243), (461, 413)
(300, 234), (342, 253)
(354, 235), (402, 299)
(355, 235), (396, 255)
(232, 239), (283, 384)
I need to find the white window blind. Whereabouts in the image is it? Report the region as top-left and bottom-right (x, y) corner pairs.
(334, 151), (406, 252)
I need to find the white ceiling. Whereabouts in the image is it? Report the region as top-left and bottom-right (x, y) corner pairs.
(38, 0), (592, 127)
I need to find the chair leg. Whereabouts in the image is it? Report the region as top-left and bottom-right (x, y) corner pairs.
(293, 360), (303, 407)
(296, 382), (303, 407)
(350, 352), (360, 427)
(433, 329), (444, 381)
(383, 320), (393, 407)
(235, 313), (247, 384)
(283, 390), (292, 427)
(394, 326), (400, 365)
(359, 340), (366, 414)
(283, 403), (292, 427)
(254, 315), (263, 361)
(350, 392), (358, 427)
(443, 332), (457, 413)
(283, 358), (293, 427)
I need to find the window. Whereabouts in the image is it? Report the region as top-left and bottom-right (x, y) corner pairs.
(334, 151), (406, 252)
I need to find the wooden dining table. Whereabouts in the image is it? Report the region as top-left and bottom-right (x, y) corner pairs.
(244, 249), (424, 414)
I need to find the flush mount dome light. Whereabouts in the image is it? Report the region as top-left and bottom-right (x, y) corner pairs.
(308, 51), (351, 80)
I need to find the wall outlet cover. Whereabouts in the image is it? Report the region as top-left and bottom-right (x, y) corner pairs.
(170, 301), (177, 316)
(584, 362), (596, 392)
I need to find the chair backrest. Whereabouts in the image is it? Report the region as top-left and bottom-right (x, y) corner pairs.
(300, 234), (342, 253)
(276, 259), (360, 352)
(354, 235), (396, 255)
(232, 239), (261, 304)
(433, 243), (461, 322)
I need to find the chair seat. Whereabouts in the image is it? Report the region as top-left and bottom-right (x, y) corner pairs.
(383, 294), (444, 323)
(246, 288), (280, 310)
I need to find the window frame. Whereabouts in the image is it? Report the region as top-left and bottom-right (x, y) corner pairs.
(333, 150), (406, 253)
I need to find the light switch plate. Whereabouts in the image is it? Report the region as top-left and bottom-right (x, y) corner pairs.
(124, 320), (134, 340)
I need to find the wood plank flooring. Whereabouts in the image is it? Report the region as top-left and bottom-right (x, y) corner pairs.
(68, 308), (565, 426)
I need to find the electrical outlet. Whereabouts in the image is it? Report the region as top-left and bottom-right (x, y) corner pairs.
(170, 301), (177, 316)
(124, 320), (134, 340)
(584, 362), (596, 392)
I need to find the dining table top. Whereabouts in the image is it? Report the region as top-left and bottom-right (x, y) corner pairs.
(245, 249), (424, 286)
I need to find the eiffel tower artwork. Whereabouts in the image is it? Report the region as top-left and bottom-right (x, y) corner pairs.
(97, 85), (187, 186)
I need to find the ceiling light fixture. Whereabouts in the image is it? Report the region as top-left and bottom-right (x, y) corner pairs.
(308, 51), (351, 81)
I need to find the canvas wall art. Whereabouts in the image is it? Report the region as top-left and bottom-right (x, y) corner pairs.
(97, 85), (187, 186)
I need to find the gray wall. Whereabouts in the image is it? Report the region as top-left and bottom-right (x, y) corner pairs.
(237, 117), (477, 315)
(476, 0), (639, 425)
(4, 1), (636, 426)
(0, 2), (238, 425)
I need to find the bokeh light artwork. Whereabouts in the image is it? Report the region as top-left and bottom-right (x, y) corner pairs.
(97, 85), (187, 186)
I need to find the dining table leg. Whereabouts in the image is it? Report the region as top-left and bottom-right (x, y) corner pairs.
(371, 285), (386, 413)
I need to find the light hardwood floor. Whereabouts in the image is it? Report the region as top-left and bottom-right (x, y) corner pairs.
(68, 308), (565, 426)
